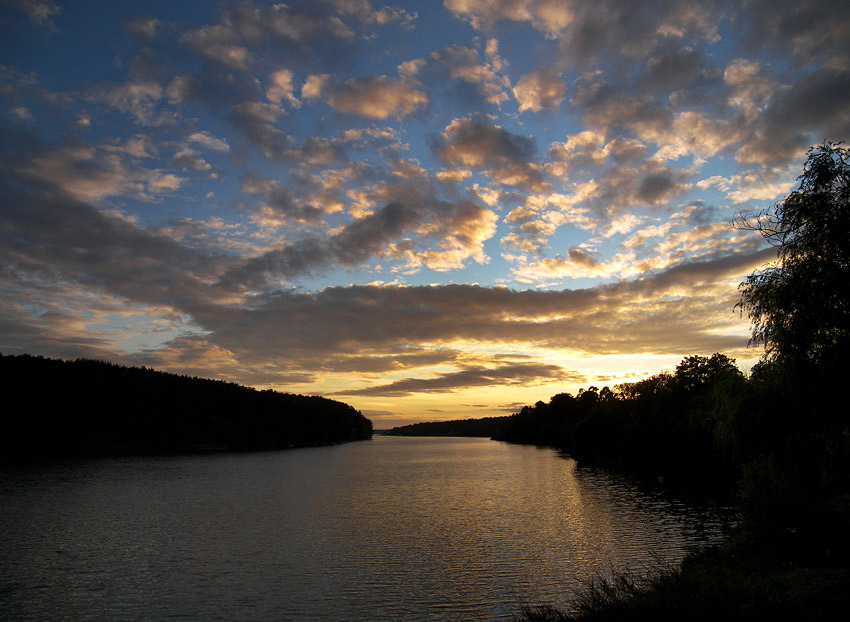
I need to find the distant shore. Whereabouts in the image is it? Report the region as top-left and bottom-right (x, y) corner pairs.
(1, 353), (373, 460)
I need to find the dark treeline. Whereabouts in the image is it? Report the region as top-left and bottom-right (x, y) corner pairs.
(494, 353), (748, 487)
(384, 416), (511, 437)
(519, 142), (850, 620)
(1, 353), (372, 459)
(514, 352), (850, 619)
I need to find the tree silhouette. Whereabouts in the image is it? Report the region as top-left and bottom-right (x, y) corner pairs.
(732, 142), (850, 533)
(0, 354), (373, 459)
(672, 353), (740, 393)
(735, 141), (850, 371)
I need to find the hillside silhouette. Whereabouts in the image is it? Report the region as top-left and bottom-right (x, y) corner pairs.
(1, 353), (372, 459)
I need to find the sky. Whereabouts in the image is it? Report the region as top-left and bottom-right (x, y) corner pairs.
(1, 0), (848, 427)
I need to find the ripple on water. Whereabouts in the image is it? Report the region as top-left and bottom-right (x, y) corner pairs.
(0, 436), (734, 621)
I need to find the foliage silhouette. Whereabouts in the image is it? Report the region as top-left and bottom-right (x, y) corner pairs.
(515, 143), (850, 620)
(0, 353), (372, 459)
(735, 140), (850, 371)
(730, 141), (850, 538)
(493, 353), (743, 487)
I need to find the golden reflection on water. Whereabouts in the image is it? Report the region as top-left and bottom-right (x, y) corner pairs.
(0, 436), (731, 621)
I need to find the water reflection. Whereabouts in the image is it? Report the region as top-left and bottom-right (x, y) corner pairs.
(0, 436), (733, 621)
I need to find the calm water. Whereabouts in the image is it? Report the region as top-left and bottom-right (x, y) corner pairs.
(0, 436), (732, 621)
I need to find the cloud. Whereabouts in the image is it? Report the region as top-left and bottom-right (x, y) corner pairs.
(736, 66), (850, 165)
(255, 185), (327, 225)
(9, 0), (60, 28)
(246, 125), (400, 168)
(0, 65), (49, 105)
(23, 141), (185, 202)
(559, 1), (721, 65)
(446, 0), (721, 66)
(570, 75), (671, 135)
(503, 190), (595, 253)
(1, 140), (772, 393)
(436, 169), (473, 182)
(181, 24), (254, 70)
(97, 81), (165, 126)
(507, 196), (763, 284)
(327, 76), (428, 119)
(188, 130), (230, 152)
(612, 205), (767, 274)
(170, 133), (229, 176)
(0, 170), (224, 312)
(623, 163), (693, 208)
(6, 0), (847, 414)
(444, 0), (577, 36)
(314, 347), (459, 375)
(285, 136), (348, 166)
(10, 106), (34, 121)
(228, 101), (290, 160)
(400, 44), (510, 110)
(218, 184), (496, 290)
(547, 130), (608, 169)
(697, 168), (795, 204)
(162, 0), (419, 103)
(126, 16), (159, 39)
(337, 362), (578, 396)
(513, 247), (633, 281)
(546, 153), (693, 224)
(635, 171), (678, 203)
(723, 58), (775, 117)
(266, 69), (300, 108)
(737, 0), (850, 65)
(320, 0), (417, 29)
(433, 116), (535, 168)
(432, 116), (548, 190)
(229, 1), (356, 46)
(301, 74), (331, 100)
(513, 68), (565, 112)
(198, 247), (774, 376)
(0, 277), (146, 363)
(171, 147), (212, 174)
(388, 200), (498, 272)
(647, 111), (742, 162)
(637, 45), (709, 92)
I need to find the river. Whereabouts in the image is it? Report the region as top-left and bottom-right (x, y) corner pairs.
(0, 436), (733, 620)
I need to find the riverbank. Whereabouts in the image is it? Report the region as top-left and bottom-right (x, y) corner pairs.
(519, 504), (850, 621)
(1, 353), (373, 459)
(522, 555), (850, 621)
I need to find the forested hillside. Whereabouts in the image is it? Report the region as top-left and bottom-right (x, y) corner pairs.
(1, 354), (372, 459)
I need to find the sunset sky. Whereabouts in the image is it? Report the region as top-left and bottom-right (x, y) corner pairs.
(1, 0), (848, 426)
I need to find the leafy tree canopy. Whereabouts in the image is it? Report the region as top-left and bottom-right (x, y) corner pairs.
(735, 141), (850, 371)
(673, 353), (741, 393)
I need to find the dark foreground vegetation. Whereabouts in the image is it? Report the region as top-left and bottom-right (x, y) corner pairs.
(514, 142), (850, 620)
(0, 354), (372, 459)
(494, 352), (746, 488)
(519, 547), (850, 622)
(384, 416), (510, 437)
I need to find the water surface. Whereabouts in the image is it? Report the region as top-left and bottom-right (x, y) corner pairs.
(0, 436), (732, 620)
